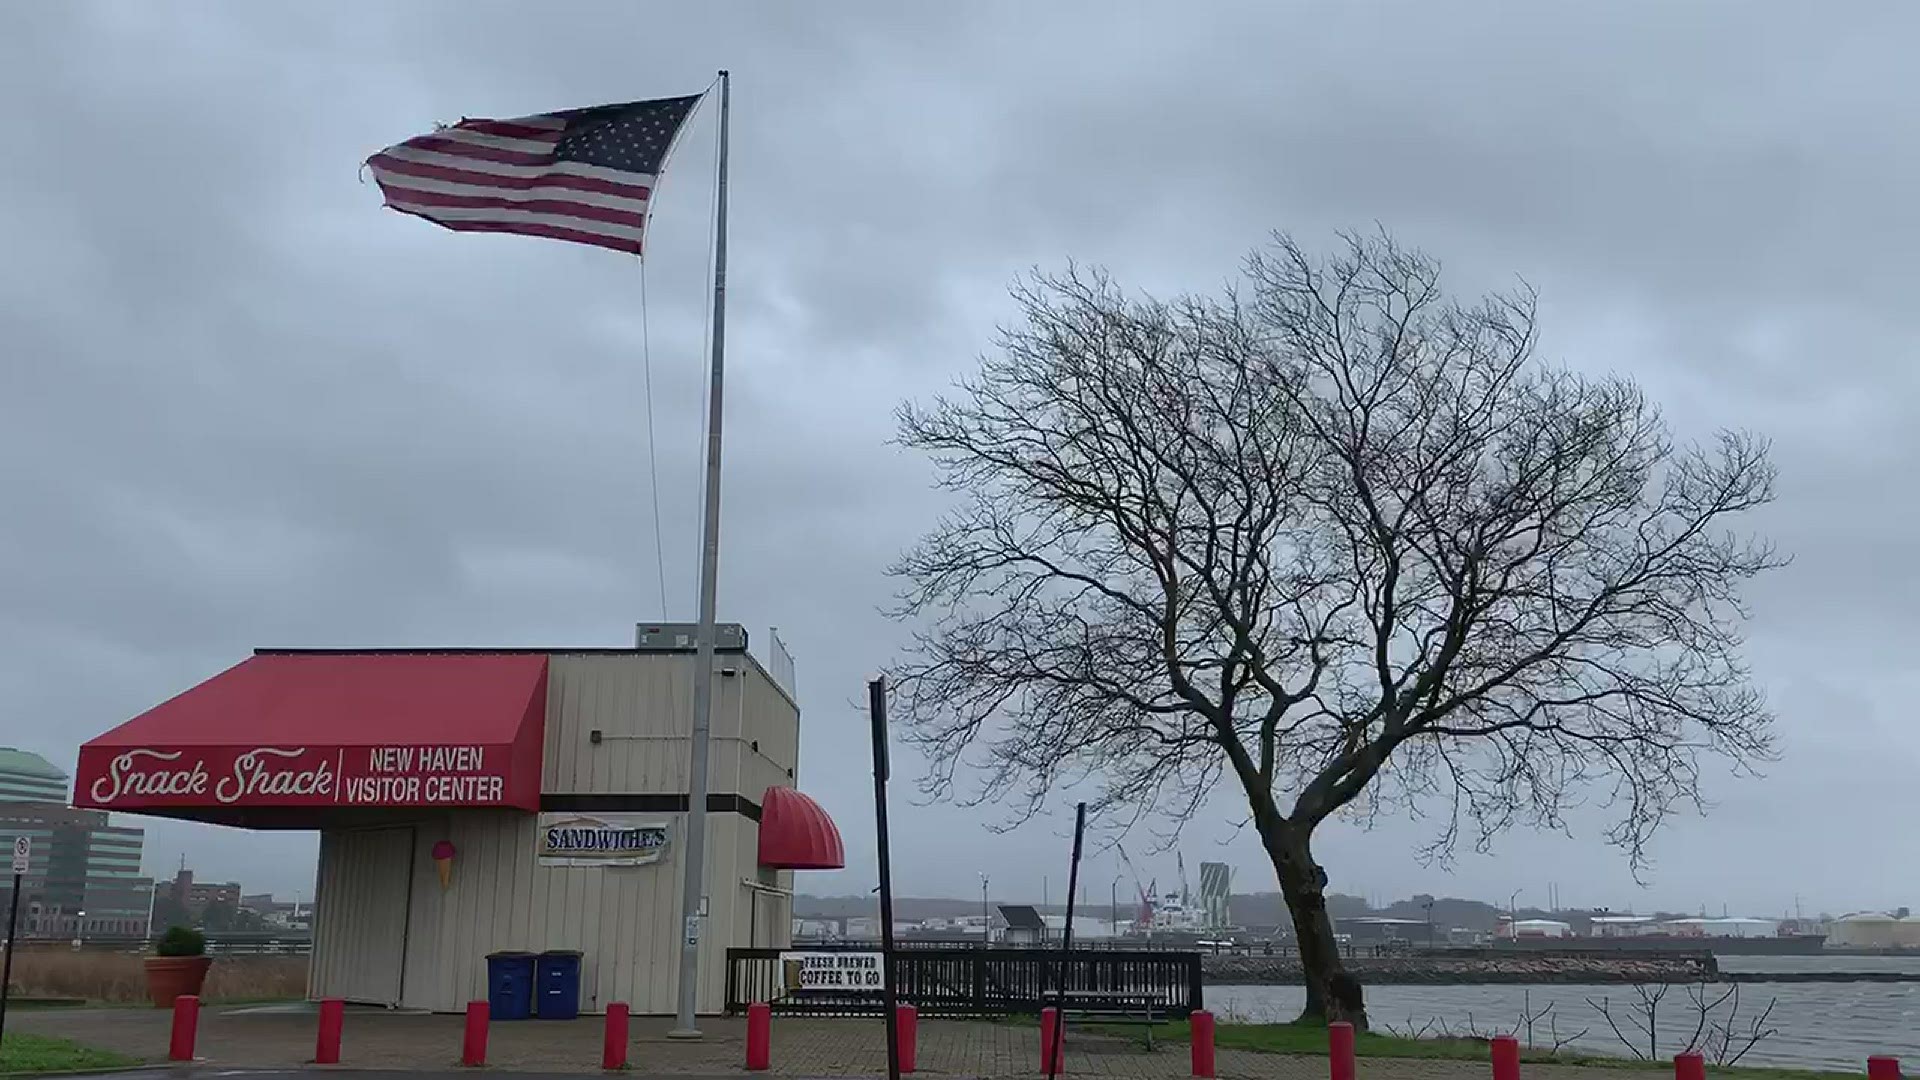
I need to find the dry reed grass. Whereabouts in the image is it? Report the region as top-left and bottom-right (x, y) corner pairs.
(5, 947), (308, 1003)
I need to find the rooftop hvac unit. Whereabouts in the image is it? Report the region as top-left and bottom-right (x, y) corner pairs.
(634, 623), (749, 652)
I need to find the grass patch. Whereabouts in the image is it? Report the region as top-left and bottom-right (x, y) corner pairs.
(1084, 1020), (1847, 1079)
(0, 1031), (138, 1073)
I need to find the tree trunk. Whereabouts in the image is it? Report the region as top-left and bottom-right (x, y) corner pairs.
(1268, 824), (1368, 1030)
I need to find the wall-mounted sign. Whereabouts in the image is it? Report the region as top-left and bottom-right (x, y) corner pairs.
(780, 951), (883, 991)
(536, 812), (670, 867)
(79, 745), (520, 809)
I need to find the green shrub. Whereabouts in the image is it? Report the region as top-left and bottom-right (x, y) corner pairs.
(154, 925), (206, 957)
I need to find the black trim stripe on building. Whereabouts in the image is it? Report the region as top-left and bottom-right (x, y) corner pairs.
(540, 793), (761, 823)
(255, 646), (748, 656)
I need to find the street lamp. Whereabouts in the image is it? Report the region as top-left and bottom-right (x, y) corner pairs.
(1507, 889), (1524, 939)
(1111, 876), (1122, 937)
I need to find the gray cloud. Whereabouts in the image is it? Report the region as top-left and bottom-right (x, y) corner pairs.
(4, 1), (1916, 914)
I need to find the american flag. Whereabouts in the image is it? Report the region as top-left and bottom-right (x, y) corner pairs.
(366, 94), (703, 256)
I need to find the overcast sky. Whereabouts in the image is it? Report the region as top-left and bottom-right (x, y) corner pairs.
(4, 2), (1917, 919)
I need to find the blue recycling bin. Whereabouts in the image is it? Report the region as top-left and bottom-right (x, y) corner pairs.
(486, 951), (536, 1020)
(536, 950), (584, 1020)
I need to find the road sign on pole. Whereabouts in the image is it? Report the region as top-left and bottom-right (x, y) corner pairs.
(0, 837), (27, 1046)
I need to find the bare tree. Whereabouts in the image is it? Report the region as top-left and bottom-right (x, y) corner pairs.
(889, 231), (1783, 1028)
(1586, 984), (1672, 1060)
(1591, 980), (1780, 1064)
(1688, 982), (1779, 1066)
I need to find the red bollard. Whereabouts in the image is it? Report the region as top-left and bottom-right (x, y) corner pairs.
(1491, 1034), (1521, 1080)
(746, 1001), (772, 1071)
(1869, 1057), (1901, 1080)
(1040, 1006), (1065, 1073)
(168, 995), (200, 1062)
(1328, 1020), (1356, 1080)
(461, 1001), (489, 1067)
(315, 997), (345, 1064)
(897, 1004), (919, 1074)
(1674, 1052), (1705, 1080)
(1190, 1010), (1216, 1078)
(602, 1003), (630, 1070)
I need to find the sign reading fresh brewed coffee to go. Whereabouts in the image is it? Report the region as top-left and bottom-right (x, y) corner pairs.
(536, 812), (670, 867)
(79, 744), (518, 809)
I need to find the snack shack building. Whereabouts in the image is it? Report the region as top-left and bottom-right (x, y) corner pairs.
(73, 626), (845, 1014)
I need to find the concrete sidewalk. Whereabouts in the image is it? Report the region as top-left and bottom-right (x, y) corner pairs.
(9, 1004), (1647, 1080)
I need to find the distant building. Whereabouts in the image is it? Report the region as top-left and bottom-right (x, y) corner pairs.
(1198, 862), (1232, 929)
(999, 904), (1047, 945)
(792, 917), (841, 941)
(0, 748), (150, 938)
(239, 892), (314, 930)
(0, 749), (72, 803)
(1338, 916), (1429, 944)
(1655, 917), (1779, 938)
(1041, 914), (1119, 939)
(1499, 917), (1572, 939)
(1447, 926), (1490, 946)
(1588, 915), (1656, 937)
(156, 867), (242, 919)
(1828, 912), (1902, 949)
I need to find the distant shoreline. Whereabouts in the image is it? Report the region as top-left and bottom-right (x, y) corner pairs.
(1203, 953), (1920, 985)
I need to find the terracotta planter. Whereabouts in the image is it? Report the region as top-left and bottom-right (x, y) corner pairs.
(144, 955), (212, 1008)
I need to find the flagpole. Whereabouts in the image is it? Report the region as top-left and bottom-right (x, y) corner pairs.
(670, 67), (729, 1039)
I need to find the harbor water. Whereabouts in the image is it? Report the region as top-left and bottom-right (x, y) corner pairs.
(1206, 955), (1920, 1071)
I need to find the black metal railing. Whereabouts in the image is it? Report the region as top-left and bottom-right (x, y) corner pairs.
(725, 944), (1203, 1018)
(2, 933), (312, 955)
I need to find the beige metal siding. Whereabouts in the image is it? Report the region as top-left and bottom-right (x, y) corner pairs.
(735, 662), (799, 803)
(392, 809), (738, 1013)
(543, 654), (695, 795)
(400, 819), (453, 1007)
(543, 654), (799, 802)
(310, 827), (414, 1006)
(327, 651), (810, 1015)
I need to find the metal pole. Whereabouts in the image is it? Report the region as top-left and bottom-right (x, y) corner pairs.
(869, 678), (901, 1080)
(0, 871), (22, 1045)
(670, 68), (730, 1039)
(980, 874), (989, 947)
(1046, 804), (1087, 1080)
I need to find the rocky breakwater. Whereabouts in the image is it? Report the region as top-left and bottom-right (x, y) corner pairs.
(1203, 948), (1720, 985)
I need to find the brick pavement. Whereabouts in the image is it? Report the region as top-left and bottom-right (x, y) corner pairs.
(11, 1004), (1653, 1080)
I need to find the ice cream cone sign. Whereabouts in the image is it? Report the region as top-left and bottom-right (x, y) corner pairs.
(432, 840), (456, 890)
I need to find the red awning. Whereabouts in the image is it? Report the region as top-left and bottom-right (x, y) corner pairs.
(758, 786), (845, 870)
(75, 652), (547, 827)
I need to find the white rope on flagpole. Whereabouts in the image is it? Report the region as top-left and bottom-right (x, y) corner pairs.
(635, 75), (721, 621)
(637, 258), (670, 618)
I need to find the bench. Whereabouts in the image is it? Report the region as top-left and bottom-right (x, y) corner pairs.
(1054, 990), (1165, 1050)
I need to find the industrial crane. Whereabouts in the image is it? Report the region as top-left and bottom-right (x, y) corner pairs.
(1113, 842), (1155, 930)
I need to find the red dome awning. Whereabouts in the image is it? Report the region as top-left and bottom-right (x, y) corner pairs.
(758, 786), (844, 870)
